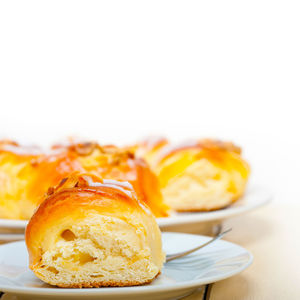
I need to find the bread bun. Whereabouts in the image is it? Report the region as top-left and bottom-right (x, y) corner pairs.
(25, 173), (165, 288)
(154, 139), (250, 211)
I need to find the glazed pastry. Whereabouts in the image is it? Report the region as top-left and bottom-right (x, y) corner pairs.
(26, 174), (165, 287)
(154, 139), (250, 211)
(0, 139), (169, 219)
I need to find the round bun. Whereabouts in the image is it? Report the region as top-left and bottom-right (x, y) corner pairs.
(154, 139), (250, 211)
(25, 173), (165, 288)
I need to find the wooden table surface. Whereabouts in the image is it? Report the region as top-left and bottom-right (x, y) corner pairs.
(1, 204), (300, 299)
(183, 203), (300, 300)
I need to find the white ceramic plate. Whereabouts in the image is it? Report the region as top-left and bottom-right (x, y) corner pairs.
(0, 185), (271, 232)
(0, 232), (252, 300)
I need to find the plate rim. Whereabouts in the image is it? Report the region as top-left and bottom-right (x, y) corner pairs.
(0, 232), (253, 296)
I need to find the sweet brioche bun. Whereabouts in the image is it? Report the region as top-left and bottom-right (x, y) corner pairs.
(154, 139), (250, 211)
(25, 174), (165, 288)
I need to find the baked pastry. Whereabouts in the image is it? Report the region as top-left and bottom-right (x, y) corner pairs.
(153, 139), (250, 211)
(25, 173), (165, 287)
(0, 139), (168, 219)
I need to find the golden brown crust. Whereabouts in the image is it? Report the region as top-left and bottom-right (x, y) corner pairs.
(54, 272), (161, 288)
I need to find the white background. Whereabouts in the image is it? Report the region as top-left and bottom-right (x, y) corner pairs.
(0, 1), (299, 203)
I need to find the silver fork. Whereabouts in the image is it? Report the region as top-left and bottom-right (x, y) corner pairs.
(166, 228), (232, 262)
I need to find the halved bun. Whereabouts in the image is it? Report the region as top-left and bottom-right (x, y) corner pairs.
(25, 173), (165, 287)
